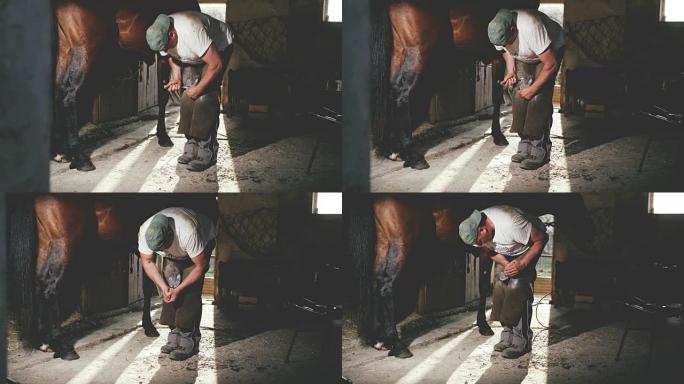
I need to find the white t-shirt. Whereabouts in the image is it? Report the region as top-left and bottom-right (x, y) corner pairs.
(495, 9), (565, 64)
(482, 205), (546, 257)
(138, 207), (216, 259)
(161, 11), (234, 64)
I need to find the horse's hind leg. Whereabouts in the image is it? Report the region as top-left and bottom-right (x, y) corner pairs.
(374, 242), (413, 358)
(55, 46), (95, 172)
(491, 56), (509, 146)
(156, 56), (173, 147)
(477, 253), (494, 336)
(387, 4), (438, 170)
(37, 239), (79, 360)
(142, 266), (160, 337)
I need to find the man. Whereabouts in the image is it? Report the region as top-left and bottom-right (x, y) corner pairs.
(146, 11), (234, 171)
(139, 207), (216, 361)
(459, 205), (548, 358)
(488, 8), (566, 170)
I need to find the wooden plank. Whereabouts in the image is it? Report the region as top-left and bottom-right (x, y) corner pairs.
(138, 57), (158, 112)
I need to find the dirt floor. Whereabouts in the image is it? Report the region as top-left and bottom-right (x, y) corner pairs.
(370, 109), (684, 192)
(343, 296), (683, 384)
(50, 107), (340, 192)
(8, 298), (337, 384)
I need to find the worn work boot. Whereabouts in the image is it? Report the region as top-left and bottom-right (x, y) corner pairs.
(520, 142), (549, 170)
(493, 340), (513, 352)
(169, 331), (199, 361)
(511, 140), (531, 163)
(177, 139), (198, 164)
(187, 134), (217, 172)
(502, 347), (531, 359)
(160, 329), (180, 354)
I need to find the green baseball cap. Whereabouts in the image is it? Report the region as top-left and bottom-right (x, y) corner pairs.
(459, 209), (483, 245)
(145, 214), (174, 251)
(488, 9), (515, 46)
(146, 14), (171, 51)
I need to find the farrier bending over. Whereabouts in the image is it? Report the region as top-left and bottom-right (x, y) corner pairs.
(139, 207), (216, 361)
(459, 205), (548, 358)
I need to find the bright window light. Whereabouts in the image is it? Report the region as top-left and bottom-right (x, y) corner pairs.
(650, 193), (684, 214)
(661, 0), (684, 22)
(313, 192), (342, 214)
(325, 0), (342, 22)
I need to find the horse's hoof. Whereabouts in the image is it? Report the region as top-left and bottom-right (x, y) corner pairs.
(478, 325), (495, 336)
(52, 154), (70, 163)
(404, 158), (430, 170)
(71, 159), (95, 172)
(54, 349), (79, 361)
(389, 347), (413, 359)
(493, 135), (509, 146)
(388, 152), (402, 161)
(145, 327), (160, 337)
(373, 341), (389, 351)
(158, 136), (173, 147)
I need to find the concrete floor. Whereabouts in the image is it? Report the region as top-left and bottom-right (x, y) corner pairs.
(8, 299), (335, 384)
(343, 297), (682, 384)
(370, 110), (684, 192)
(50, 107), (340, 192)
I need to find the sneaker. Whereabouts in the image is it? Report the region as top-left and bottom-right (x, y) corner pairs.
(161, 330), (180, 354)
(520, 156), (549, 170)
(502, 347), (531, 359)
(493, 340), (513, 352)
(511, 152), (530, 163)
(169, 347), (199, 361)
(177, 140), (198, 164)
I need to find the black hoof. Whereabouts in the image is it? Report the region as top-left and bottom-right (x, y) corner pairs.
(389, 347), (413, 359)
(404, 157), (430, 170)
(158, 135), (173, 147)
(493, 134), (509, 146)
(478, 324), (495, 336)
(70, 159), (95, 172)
(144, 327), (160, 337)
(54, 348), (80, 361)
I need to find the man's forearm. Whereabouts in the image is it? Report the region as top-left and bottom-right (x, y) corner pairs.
(142, 259), (168, 290)
(194, 63), (221, 94)
(169, 58), (182, 81)
(490, 253), (509, 267)
(531, 62), (557, 93)
(503, 51), (515, 74)
(175, 265), (206, 292)
(518, 240), (544, 269)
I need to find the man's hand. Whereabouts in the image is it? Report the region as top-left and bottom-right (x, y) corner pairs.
(518, 86), (538, 100)
(504, 259), (526, 277)
(165, 287), (180, 303)
(184, 85), (201, 100)
(501, 72), (517, 88)
(164, 78), (182, 92)
(162, 286), (173, 303)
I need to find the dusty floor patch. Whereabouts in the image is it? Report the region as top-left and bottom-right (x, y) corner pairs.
(9, 301), (336, 384)
(50, 107), (340, 192)
(343, 298), (682, 383)
(371, 111), (684, 192)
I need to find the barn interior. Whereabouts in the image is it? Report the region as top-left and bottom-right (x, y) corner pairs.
(5, 192), (343, 384)
(49, 0), (342, 192)
(368, 0), (684, 192)
(344, 192), (684, 383)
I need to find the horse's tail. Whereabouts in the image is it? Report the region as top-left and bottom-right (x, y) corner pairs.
(346, 194), (376, 344)
(370, 0), (393, 155)
(8, 195), (38, 347)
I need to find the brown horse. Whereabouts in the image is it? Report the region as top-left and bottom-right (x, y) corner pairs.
(346, 195), (494, 358)
(8, 195), (161, 360)
(53, 0), (200, 171)
(371, 0), (540, 169)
